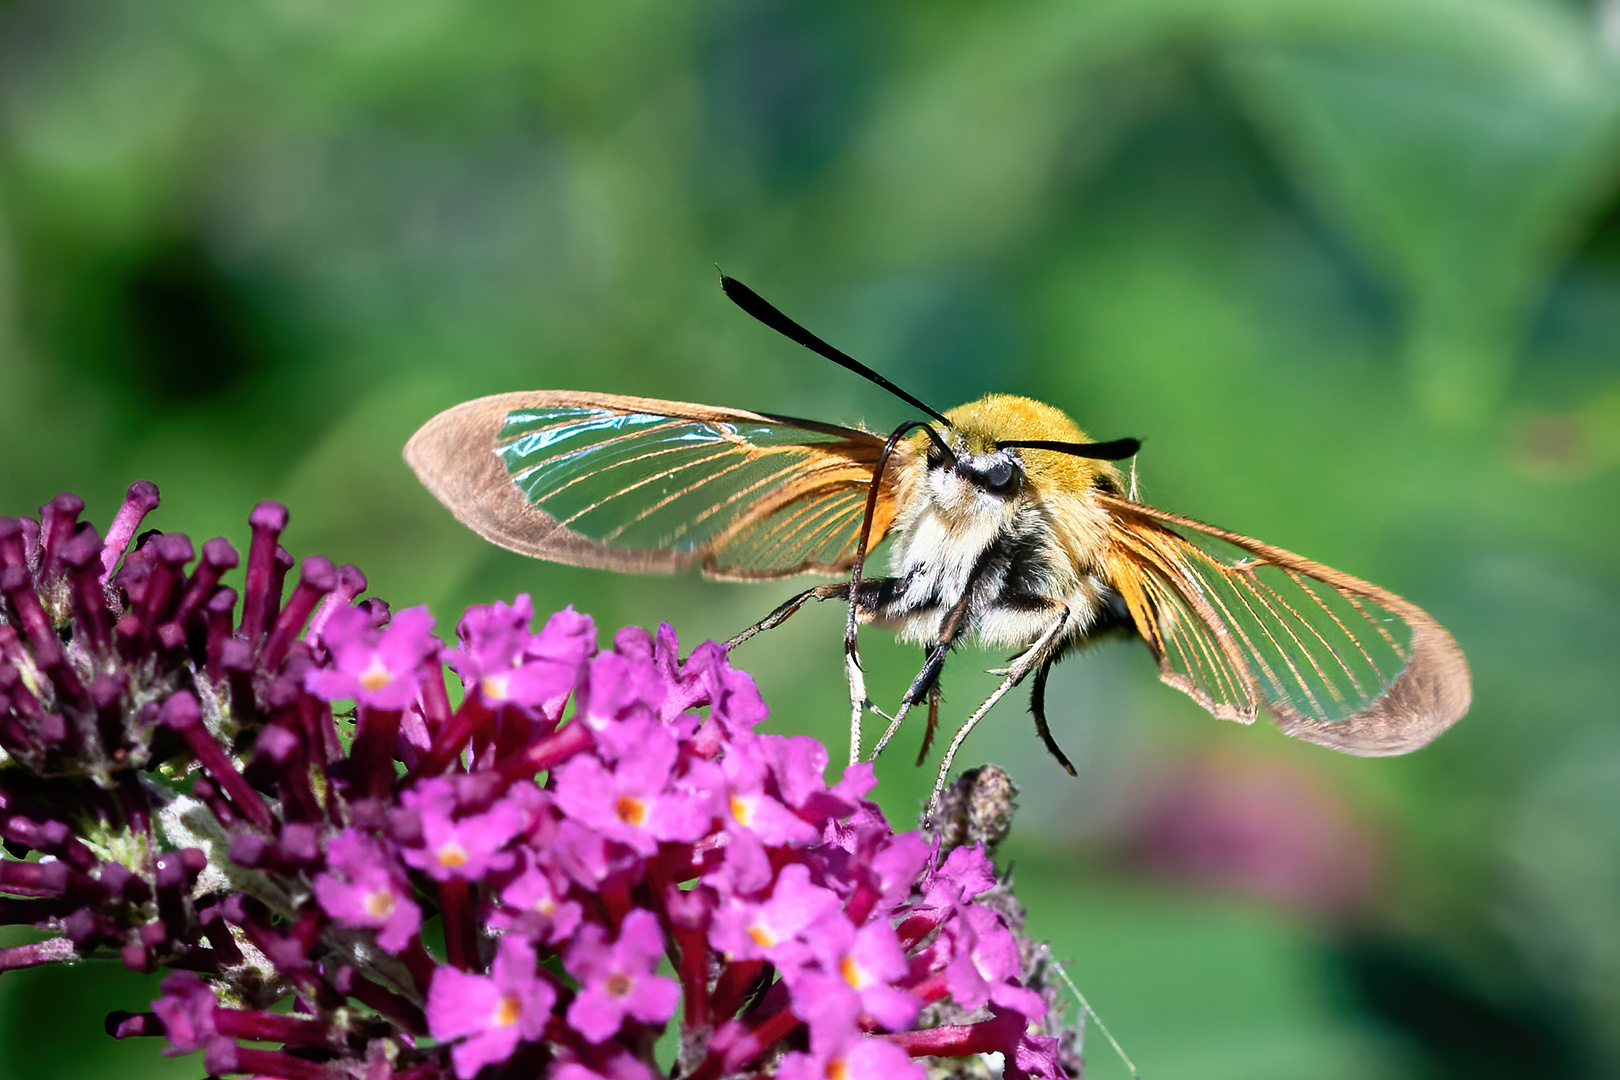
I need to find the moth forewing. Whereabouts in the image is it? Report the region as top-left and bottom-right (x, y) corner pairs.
(694, 461), (900, 583)
(404, 390), (897, 581)
(402, 392), (676, 571)
(1096, 494), (1470, 755)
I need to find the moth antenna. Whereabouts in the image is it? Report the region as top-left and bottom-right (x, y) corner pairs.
(918, 424), (959, 468)
(1128, 455), (1140, 501)
(1000, 437), (1142, 461)
(719, 274), (955, 429)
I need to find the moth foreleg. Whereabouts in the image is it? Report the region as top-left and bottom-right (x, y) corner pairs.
(724, 581), (849, 651)
(829, 577), (902, 766)
(724, 580), (893, 765)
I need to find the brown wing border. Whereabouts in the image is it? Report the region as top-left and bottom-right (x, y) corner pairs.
(404, 390), (897, 581)
(1097, 493), (1471, 755)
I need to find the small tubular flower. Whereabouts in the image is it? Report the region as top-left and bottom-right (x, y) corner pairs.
(306, 604), (439, 709)
(399, 778), (527, 881)
(427, 936), (555, 1078)
(710, 862), (842, 964)
(312, 829), (422, 952)
(564, 910), (681, 1043)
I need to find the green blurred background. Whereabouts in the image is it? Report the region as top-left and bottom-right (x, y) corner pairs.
(2, 1), (1619, 1077)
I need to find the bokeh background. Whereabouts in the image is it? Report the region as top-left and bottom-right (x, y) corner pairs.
(1, 1), (1619, 1077)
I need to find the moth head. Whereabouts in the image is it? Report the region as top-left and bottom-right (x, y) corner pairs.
(922, 431), (1024, 512)
(920, 394), (1129, 507)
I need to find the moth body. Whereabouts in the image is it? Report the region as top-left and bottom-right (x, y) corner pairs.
(876, 394), (1122, 653)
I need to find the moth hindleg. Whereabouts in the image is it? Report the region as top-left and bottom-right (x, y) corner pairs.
(930, 604), (1070, 806)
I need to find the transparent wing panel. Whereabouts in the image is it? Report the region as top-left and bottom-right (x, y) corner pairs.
(495, 405), (885, 576)
(717, 484), (870, 575)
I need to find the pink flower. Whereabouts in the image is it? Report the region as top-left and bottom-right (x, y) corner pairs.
(552, 721), (712, 856)
(312, 829), (421, 952)
(426, 936), (555, 1079)
(491, 852), (583, 945)
(576, 650), (669, 737)
(150, 972), (221, 1055)
(549, 816), (638, 888)
(709, 862), (842, 965)
(446, 599), (595, 710)
(563, 910), (679, 1043)
(868, 832), (932, 909)
(677, 641), (768, 734)
(398, 778), (527, 881)
(922, 844), (998, 910)
(778, 1034), (925, 1080)
(940, 904), (1045, 1019)
(553, 1051), (658, 1080)
(761, 733), (828, 807)
(788, 913), (920, 1033)
(720, 735), (820, 847)
(306, 604), (439, 709)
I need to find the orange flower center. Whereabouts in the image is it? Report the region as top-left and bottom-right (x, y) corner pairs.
(839, 955), (862, 988)
(747, 925), (775, 948)
(495, 994), (522, 1027)
(615, 795), (647, 826)
(825, 1058), (850, 1080)
(729, 794), (753, 827)
(436, 843), (469, 869)
(359, 659), (393, 692)
(363, 888), (397, 919)
(605, 973), (634, 999)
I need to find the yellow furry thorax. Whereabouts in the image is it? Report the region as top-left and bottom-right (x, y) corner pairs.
(927, 393), (1121, 491)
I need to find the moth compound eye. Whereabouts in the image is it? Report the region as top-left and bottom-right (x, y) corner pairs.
(983, 458), (1018, 494)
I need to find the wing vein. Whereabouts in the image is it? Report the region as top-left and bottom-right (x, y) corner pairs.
(557, 446), (745, 532)
(1339, 589), (1409, 664)
(1239, 571), (1351, 707)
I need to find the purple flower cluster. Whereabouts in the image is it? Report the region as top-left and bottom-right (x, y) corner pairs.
(0, 485), (1080, 1080)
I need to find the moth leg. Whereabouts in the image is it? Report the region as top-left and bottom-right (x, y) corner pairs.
(846, 421), (924, 768)
(1030, 656), (1076, 777)
(845, 630), (923, 761)
(829, 577), (897, 763)
(870, 579), (976, 762)
(917, 675), (943, 767)
(871, 642), (947, 760)
(930, 607), (1069, 809)
(725, 580), (893, 766)
(725, 582), (848, 651)
(844, 639), (867, 767)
